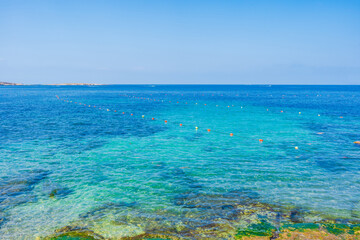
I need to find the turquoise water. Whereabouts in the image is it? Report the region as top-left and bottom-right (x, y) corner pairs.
(0, 85), (360, 239)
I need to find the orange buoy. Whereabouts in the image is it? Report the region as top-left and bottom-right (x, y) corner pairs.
(180, 123), (182, 126)
(295, 146), (299, 150)
(259, 139), (263, 142)
(354, 141), (360, 144)
(165, 120), (167, 123)
(131, 113), (133, 116)
(207, 129), (211, 132)
(122, 112), (125, 114)
(204, 104), (206, 106)
(281, 110), (283, 113)
(114, 110), (117, 112)
(230, 133), (233, 136)
(340, 116), (343, 118)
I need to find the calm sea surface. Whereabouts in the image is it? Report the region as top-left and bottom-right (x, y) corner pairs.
(0, 85), (360, 239)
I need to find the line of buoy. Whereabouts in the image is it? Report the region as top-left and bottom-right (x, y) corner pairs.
(57, 95), (350, 146)
(120, 94), (329, 117)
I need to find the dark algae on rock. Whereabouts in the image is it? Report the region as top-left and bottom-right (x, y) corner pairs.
(46, 226), (105, 240)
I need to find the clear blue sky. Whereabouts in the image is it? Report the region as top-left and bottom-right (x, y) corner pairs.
(0, 0), (359, 84)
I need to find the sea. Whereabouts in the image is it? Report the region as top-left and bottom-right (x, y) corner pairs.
(0, 85), (359, 239)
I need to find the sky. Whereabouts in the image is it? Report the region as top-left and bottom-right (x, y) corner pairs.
(0, 0), (359, 84)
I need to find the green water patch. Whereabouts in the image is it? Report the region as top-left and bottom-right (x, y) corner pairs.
(279, 222), (360, 236)
(320, 223), (360, 235)
(236, 220), (276, 237)
(280, 223), (320, 232)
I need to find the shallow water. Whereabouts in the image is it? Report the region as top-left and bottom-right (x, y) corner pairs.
(0, 85), (360, 239)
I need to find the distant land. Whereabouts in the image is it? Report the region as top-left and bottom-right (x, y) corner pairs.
(47, 83), (103, 86)
(0, 81), (23, 86)
(0, 82), (102, 86)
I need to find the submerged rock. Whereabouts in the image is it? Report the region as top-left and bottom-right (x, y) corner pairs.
(42, 183), (74, 199)
(0, 169), (51, 211)
(289, 209), (305, 223)
(61, 189), (360, 239)
(79, 202), (138, 220)
(49, 187), (73, 198)
(46, 225), (105, 240)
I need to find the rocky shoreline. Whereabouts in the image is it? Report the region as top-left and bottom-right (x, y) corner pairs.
(42, 190), (360, 239)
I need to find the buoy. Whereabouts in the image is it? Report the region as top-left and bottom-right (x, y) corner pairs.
(318, 114), (320, 116)
(230, 133), (234, 136)
(207, 129), (211, 132)
(152, 118), (155, 120)
(107, 109), (110, 111)
(340, 116), (343, 118)
(180, 123), (182, 126)
(295, 146), (299, 150)
(317, 132), (324, 135)
(142, 115), (144, 118)
(195, 126), (198, 130)
(165, 120), (167, 123)
(204, 104), (206, 106)
(122, 112), (125, 114)
(131, 113), (133, 116)
(299, 112), (301, 114)
(114, 110), (116, 112)
(281, 110), (283, 113)
(259, 139), (263, 142)
(354, 141), (360, 144)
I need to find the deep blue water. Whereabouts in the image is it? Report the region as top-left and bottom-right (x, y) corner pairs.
(0, 85), (360, 239)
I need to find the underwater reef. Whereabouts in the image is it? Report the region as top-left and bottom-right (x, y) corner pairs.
(44, 189), (360, 240)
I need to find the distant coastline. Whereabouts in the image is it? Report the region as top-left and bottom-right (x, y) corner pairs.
(0, 82), (102, 86)
(0, 81), (23, 86)
(47, 83), (103, 86)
